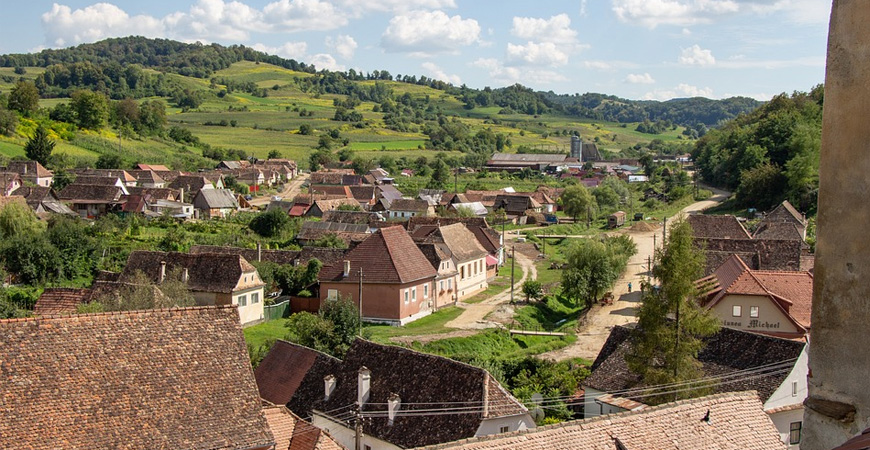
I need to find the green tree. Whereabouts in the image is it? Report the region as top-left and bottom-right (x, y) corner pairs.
(0, 109), (18, 136)
(0, 202), (43, 240)
(626, 219), (720, 405)
(735, 163), (788, 211)
(521, 279), (543, 302)
(284, 294), (360, 357)
(562, 238), (626, 305)
(95, 153), (123, 169)
(24, 124), (56, 166)
(298, 124), (312, 135)
(8, 80), (40, 116)
(268, 149), (282, 159)
(71, 90), (109, 129)
(249, 208), (290, 238)
(84, 268), (195, 312)
(352, 157), (375, 175)
(428, 158), (450, 190)
(559, 184), (596, 225)
(51, 170), (75, 191)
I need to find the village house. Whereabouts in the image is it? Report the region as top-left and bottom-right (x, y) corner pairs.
(57, 184), (126, 218)
(584, 324), (806, 449)
(9, 186), (75, 215)
(492, 194), (542, 218)
(307, 197), (363, 218)
(120, 250), (266, 325)
(411, 222), (489, 300)
(136, 163), (171, 171)
(262, 404), (344, 450)
(318, 226), (437, 325)
(5, 160), (53, 187)
(128, 169), (166, 188)
(386, 198), (433, 219)
(484, 152), (574, 172)
(450, 201), (489, 217)
(310, 170), (363, 186)
(169, 174), (214, 202)
(73, 175), (131, 194)
(254, 158), (297, 180)
(417, 240), (460, 308)
(0, 171), (22, 196)
(0, 306), (275, 450)
(126, 186), (182, 201)
(71, 168), (137, 187)
(415, 392), (785, 450)
(256, 339), (534, 450)
(407, 216), (504, 266)
(217, 160), (251, 171)
(759, 200), (808, 239)
(296, 221), (371, 247)
(696, 254), (813, 339)
(193, 188), (240, 219)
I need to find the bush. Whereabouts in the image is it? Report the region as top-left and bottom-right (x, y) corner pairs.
(694, 189), (713, 201)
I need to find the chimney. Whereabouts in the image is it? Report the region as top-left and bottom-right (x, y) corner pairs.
(324, 375), (336, 401)
(23, 164), (27, 174)
(182, 267), (189, 283)
(257, 242), (262, 262)
(343, 260), (351, 278)
(387, 393), (401, 426)
(357, 366), (371, 405)
(159, 261), (166, 283)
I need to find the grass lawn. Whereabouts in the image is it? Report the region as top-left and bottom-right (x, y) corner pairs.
(243, 318), (289, 349)
(365, 306), (463, 343)
(411, 328), (575, 361)
(511, 295), (585, 332)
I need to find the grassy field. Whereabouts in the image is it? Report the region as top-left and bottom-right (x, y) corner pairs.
(411, 328), (575, 361)
(365, 306), (464, 343)
(243, 319), (289, 349)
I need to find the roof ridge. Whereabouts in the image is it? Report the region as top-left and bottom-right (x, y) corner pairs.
(0, 305), (235, 323)
(415, 391), (762, 449)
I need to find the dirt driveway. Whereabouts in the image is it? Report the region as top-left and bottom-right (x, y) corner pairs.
(539, 186), (731, 361)
(249, 172), (309, 207)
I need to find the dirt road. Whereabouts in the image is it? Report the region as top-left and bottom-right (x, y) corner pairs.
(249, 172), (309, 207)
(443, 251), (537, 330)
(539, 187), (731, 361)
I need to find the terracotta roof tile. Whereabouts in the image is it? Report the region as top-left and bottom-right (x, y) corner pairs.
(57, 184), (124, 202)
(33, 288), (89, 315)
(413, 392), (785, 450)
(264, 405), (346, 450)
(7, 160), (53, 177)
(688, 214), (752, 239)
(285, 339), (527, 449)
(121, 250), (261, 294)
(0, 306), (274, 450)
(319, 226), (437, 284)
(256, 340), (343, 406)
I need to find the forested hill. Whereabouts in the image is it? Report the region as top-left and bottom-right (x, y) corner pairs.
(0, 36), (760, 128)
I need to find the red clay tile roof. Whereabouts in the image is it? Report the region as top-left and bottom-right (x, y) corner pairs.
(429, 223), (489, 263)
(319, 226), (437, 284)
(702, 255), (814, 330)
(57, 184), (125, 202)
(0, 306), (274, 450)
(412, 392), (785, 450)
(7, 160), (53, 177)
(263, 405), (346, 450)
(688, 214), (752, 239)
(256, 340), (343, 406)
(33, 288), (90, 315)
(287, 339), (528, 449)
(389, 198), (430, 212)
(121, 250), (261, 294)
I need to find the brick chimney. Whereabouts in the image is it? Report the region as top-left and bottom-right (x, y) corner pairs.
(159, 261), (166, 283)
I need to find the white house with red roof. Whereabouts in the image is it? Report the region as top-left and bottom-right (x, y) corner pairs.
(697, 254), (813, 339)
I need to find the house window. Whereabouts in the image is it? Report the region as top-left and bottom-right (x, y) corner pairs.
(251, 292), (259, 304)
(238, 295), (247, 307)
(404, 289), (409, 304)
(448, 279), (452, 289)
(792, 381), (798, 397)
(411, 287), (417, 302)
(789, 422), (802, 445)
(424, 284), (429, 298)
(440, 280), (444, 291)
(365, 445), (372, 450)
(750, 306), (759, 318)
(499, 426), (509, 433)
(327, 289), (338, 300)
(732, 305), (742, 317)
(461, 265), (465, 279)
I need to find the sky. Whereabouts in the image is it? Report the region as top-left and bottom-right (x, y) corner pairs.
(0, 0), (833, 101)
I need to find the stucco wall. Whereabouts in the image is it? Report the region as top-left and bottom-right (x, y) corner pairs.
(804, 2), (870, 448)
(475, 414), (536, 437)
(456, 257), (488, 300)
(711, 294), (803, 337)
(320, 278), (435, 324)
(312, 413), (402, 450)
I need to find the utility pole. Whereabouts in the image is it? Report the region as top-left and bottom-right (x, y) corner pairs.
(673, 297), (681, 402)
(662, 216), (667, 244)
(454, 169), (458, 194)
(358, 267), (363, 337)
(354, 404), (363, 450)
(510, 245), (515, 304)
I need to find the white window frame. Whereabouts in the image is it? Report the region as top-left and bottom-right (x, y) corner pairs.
(424, 284), (429, 298)
(789, 422), (802, 445)
(499, 426), (509, 433)
(251, 292), (260, 304)
(440, 280), (444, 291)
(238, 295), (247, 307)
(411, 287), (417, 302)
(404, 289), (409, 304)
(732, 305), (742, 317)
(749, 306), (759, 318)
(448, 279), (452, 289)
(327, 289), (338, 300)
(792, 381), (798, 397)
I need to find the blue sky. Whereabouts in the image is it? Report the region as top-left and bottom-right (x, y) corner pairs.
(0, 0), (832, 101)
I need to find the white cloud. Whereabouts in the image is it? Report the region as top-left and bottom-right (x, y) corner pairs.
(337, 0), (456, 16)
(472, 58), (567, 86)
(251, 41), (308, 59)
(583, 60), (641, 71)
(612, 0), (829, 28)
(625, 73), (656, 84)
(326, 35), (357, 60)
(580, 0), (588, 16)
(309, 53), (344, 71)
(511, 14), (578, 44)
(642, 83), (714, 100)
(40, 0), (347, 49)
(506, 42), (569, 66)
(262, 0), (347, 32)
(679, 44), (716, 65)
(381, 10), (480, 55)
(41, 3), (165, 47)
(682, 27), (692, 35)
(422, 62), (461, 84)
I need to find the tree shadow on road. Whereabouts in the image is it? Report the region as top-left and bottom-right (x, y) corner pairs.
(618, 291), (644, 304)
(610, 306), (639, 317)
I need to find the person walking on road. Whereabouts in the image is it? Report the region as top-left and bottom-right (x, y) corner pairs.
(628, 282), (632, 292)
